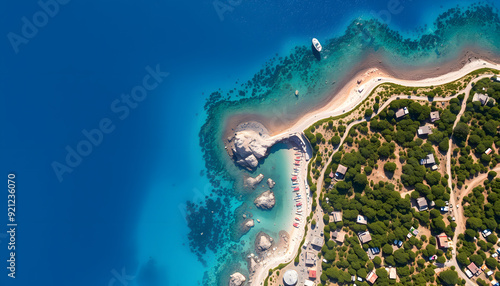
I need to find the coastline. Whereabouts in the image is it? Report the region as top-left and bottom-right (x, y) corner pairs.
(247, 57), (500, 286)
(223, 46), (500, 139)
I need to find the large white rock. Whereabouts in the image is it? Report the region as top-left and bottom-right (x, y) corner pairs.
(258, 235), (272, 251)
(245, 174), (264, 189)
(229, 272), (246, 286)
(267, 178), (275, 189)
(254, 190), (275, 210)
(232, 130), (276, 169)
(245, 219), (255, 228)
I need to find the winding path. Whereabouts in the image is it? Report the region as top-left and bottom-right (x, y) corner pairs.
(252, 61), (500, 285)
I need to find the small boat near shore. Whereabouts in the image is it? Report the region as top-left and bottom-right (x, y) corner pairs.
(312, 38), (322, 52)
(293, 223), (299, 228)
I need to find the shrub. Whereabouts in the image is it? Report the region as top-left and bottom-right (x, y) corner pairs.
(384, 162), (397, 172)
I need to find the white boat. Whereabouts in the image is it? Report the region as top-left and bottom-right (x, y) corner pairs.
(312, 38), (322, 52)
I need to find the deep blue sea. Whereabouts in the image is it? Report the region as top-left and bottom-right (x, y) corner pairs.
(0, 0), (498, 285)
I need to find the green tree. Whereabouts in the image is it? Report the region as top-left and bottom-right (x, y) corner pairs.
(439, 269), (459, 285)
(382, 244), (393, 255)
(453, 122), (469, 142)
(467, 217), (483, 229)
(394, 249), (409, 265)
(470, 254), (484, 267)
(486, 257), (498, 270)
(384, 162), (397, 173)
(331, 136), (341, 145)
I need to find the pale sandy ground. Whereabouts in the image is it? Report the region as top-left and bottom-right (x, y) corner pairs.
(250, 59), (500, 286)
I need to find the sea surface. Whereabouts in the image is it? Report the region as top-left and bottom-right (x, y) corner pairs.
(1, 0), (500, 285)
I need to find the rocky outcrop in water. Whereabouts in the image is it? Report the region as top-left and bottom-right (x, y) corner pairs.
(254, 190), (275, 210)
(229, 272), (246, 286)
(255, 232), (273, 254)
(267, 178), (275, 189)
(244, 174), (264, 189)
(240, 218), (254, 235)
(231, 130), (276, 170)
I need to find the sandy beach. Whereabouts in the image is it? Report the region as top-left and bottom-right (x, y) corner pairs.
(250, 144), (311, 286)
(223, 46), (500, 139)
(247, 56), (500, 286)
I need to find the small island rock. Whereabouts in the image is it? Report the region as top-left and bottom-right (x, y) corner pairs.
(267, 178), (275, 189)
(244, 174), (264, 189)
(229, 272), (246, 286)
(254, 190), (275, 210)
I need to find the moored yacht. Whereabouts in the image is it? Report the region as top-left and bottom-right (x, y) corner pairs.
(312, 38), (322, 52)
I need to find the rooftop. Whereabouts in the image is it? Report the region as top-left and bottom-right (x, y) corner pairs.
(430, 111), (440, 122)
(366, 270), (378, 284)
(309, 269), (317, 279)
(387, 268), (397, 280)
(335, 232), (345, 243)
(416, 197), (428, 211)
(473, 93), (489, 105)
(467, 262), (481, 276)
(358, 231), (372, 244)
(395, 107), (409, 119)
(283, 269), (298, 286)
(420, 153), (435, 165)
(311, 236), (323, 248)
(357, 215), (368, 225)
(305, 251), (316, 266)
(336, 164), (348, 176)
(417, 125), (433, 136)
(332, 211), (342, 222)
